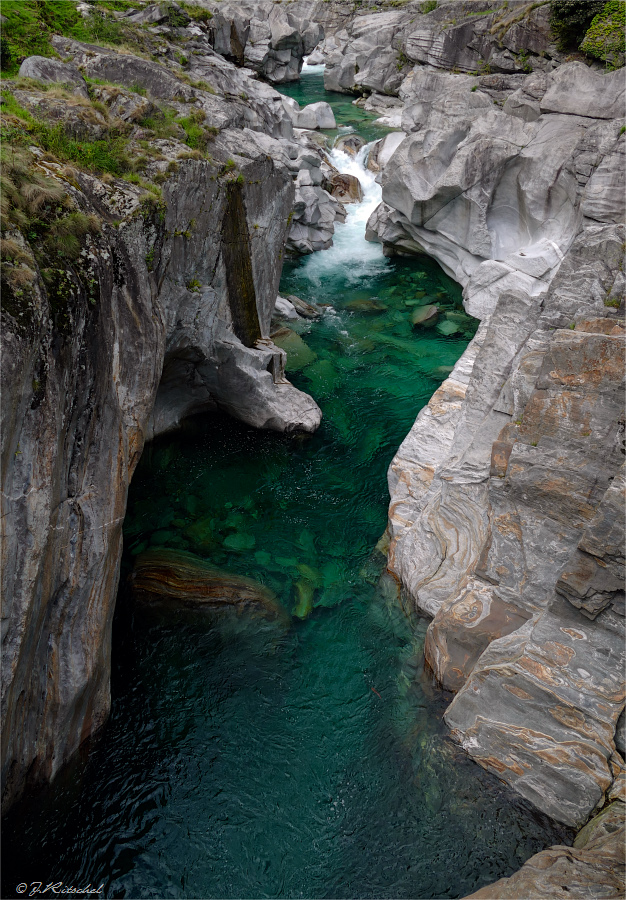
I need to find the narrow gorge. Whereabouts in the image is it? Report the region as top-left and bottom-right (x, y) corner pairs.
(1, 2), (624, 899)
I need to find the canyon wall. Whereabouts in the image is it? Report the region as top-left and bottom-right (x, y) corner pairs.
(354, 6), (625, 833)
(1, 11), (332, 809)
(2, 0), (625, 859)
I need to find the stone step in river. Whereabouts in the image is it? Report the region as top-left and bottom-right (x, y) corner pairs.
(1, 64), (572, 900)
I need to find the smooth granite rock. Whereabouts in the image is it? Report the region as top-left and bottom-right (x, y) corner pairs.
(17, 56), (89, 97)
(296, 101), (336, 130)
(365, 35), (626, 828)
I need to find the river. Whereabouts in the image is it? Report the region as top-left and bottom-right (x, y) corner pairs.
(1, 64), (571, 900)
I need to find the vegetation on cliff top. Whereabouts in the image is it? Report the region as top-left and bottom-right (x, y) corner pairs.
(549, 0), (625, 67)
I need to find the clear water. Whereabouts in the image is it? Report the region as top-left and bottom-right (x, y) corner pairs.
(279, 60), (394, 144)
(1, 71), (572, 900)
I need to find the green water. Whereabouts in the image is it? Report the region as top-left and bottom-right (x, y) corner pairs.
(1, 73), (572, 900)
(279, 63), (393, 143)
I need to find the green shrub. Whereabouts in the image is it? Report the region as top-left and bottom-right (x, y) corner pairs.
(0, 0), (138, 74)
(179, 3), (213, 23)
(420, 0), (437, 12)
(580, 1), (625, 67)
(549, 0), (605, 51)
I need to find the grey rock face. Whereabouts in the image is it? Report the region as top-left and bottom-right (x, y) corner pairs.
(201, 0), (323, 84)
(17, 56), (89, 97)
(1, 44), (322, 810)
(541, 62), (625, 119)
(322, 0), (564, 96)
(366, 47), (626, 827)
(295, 101), (336, 130)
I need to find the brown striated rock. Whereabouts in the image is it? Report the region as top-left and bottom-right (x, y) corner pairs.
(329, 172), (363, 204)
(130, 548), (291, 625)
(464, 801), (625, 899)
(425, 580), (530, 693)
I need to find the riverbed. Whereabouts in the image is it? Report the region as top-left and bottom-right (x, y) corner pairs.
(1, 65), (571, 900)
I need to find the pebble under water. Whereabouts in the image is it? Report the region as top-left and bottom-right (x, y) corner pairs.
(2, 65), (573, 900)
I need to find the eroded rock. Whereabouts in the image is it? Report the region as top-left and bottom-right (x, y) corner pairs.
(130, 548), (291, 625)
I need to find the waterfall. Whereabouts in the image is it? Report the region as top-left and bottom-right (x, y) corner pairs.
(297, 142), (388, 288)
(301, 57), (325, 76)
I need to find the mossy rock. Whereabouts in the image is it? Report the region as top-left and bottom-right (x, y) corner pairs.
(436, 319), (461, 336)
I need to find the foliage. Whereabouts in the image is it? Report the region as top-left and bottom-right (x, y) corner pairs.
(420, 0), (438, 12)
(0, 0), (145, 74)
(549, 0), (605, 50)
(396, 49), (409, 70)
(580, 1), (625, 67)
(1, 145), (102, 324)
(179, 3), (213, 23)
(1, 88), (136, 176)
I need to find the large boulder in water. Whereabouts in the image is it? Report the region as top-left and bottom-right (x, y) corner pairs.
(334, 133), (366, 157)
(130, 548), (291, 626)
(296, 102), (336, 130)
(329, 173), (363, 204)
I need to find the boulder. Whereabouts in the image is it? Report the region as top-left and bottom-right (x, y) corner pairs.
(540, 62), (626, 119)
(333, 133), (365, 156)
(273, 296), (301, 321)
(328, 172), (363, 203)
(285, 294), (322, 319)
(130, 548), (291, 625)
(17, 56), (89, 98)
(411, 304), (439, 327)
(367, 131), (406, 173)
(12, 89), (109, 140)
(296, 101), (336, 130)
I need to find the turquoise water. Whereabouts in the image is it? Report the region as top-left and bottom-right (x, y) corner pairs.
(279, 62), (393, 143)
(1, 72), (572, 900)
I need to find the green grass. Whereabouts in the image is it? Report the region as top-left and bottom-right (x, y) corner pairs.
(1, 89), (133, 175)
(0, 0), (130, 74)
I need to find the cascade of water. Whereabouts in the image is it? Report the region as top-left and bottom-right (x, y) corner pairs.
(296, 142), (387, 289)
(301, 57), (325, 76)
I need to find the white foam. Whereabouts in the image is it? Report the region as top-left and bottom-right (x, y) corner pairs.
(301, 58), (325, 76)
(297, 141), (387, 290)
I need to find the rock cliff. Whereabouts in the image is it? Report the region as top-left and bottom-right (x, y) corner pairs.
(360, 20), (625, 834)
(2, 4), (625, 886)
(1, 9), (327, 809)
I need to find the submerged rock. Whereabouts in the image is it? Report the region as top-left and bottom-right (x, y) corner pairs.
(293, 579), (315, 619)
(346, 298), (387, 314)
(411, 305), (439, 327)
(271, 327), (317, 371)
(130, 548), (290, 625)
